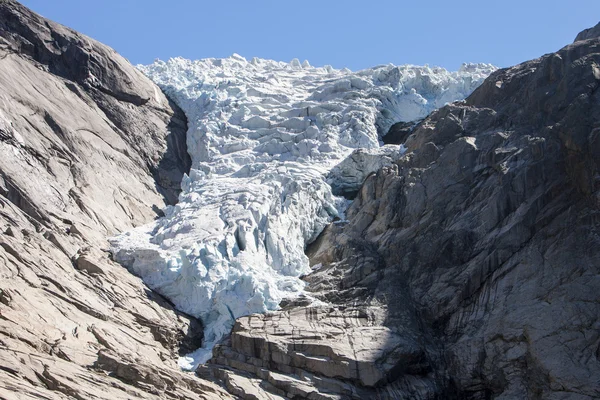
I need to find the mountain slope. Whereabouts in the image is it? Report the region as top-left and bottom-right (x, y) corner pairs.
(198, 24), (600, 400)
(0, 1), (230, 398)
(1, 1), (597, 399)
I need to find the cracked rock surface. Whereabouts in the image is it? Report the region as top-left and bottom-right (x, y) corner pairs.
(0, 0), (230, 398)
(200, 25), (600, 400)
(1, 0), (599, 399)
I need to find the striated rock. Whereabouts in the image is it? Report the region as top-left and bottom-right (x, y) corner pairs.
(202, 224), (439, 399)
(0, 0), (229, 398)
(201, 305), (433, 397)
(0, 0), (190, 206)
(202, 24), (600, 399)
(323, 26), (600, 399)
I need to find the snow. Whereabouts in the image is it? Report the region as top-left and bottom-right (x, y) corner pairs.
(110, 55), (495, 370)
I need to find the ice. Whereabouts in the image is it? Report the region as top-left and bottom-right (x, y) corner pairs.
(110, 56), (495, 370)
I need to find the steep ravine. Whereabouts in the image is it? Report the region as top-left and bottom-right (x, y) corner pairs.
(0, 1), (231, 398)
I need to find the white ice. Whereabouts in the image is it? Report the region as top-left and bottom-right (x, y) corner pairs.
(110, 55), (495, 370)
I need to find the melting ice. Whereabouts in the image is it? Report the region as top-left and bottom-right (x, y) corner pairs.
(110, 54), (495, 369)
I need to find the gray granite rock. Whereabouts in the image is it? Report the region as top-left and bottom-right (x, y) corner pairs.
(0, 1), (229, 398)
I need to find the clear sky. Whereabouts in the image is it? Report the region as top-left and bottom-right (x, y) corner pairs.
(19, 0), (600, 71)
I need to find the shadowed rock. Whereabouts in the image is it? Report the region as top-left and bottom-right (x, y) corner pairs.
(382, 120), (417, 145)
(201, 22), (600, 400)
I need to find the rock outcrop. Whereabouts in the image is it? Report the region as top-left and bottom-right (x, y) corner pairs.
(0, 1), (230, 398)
(200, 25), (600, 399)
(574, 21), (600, 43)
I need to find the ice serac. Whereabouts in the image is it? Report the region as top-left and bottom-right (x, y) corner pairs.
(111, 55), (495, 367)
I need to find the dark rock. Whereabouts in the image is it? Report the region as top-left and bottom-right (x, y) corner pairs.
(574, 21), (600, 42)
(382, 120), (417, 145)
(323, 29), (600, 399)
(204, 23), (600, 400)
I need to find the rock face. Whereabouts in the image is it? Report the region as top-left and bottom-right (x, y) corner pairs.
(0, 0), (229, 398)
(382, 120), (417, 145)
(574, 21), (600, 42)
(200, 27), (600, 399)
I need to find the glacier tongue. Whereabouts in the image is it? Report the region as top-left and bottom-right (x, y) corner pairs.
(110, 55), (495, 369)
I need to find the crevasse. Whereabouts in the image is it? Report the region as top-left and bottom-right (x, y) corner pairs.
(110, 55), (495, 369)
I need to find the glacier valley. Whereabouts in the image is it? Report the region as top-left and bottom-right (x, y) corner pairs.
(110, 55), (495, 369)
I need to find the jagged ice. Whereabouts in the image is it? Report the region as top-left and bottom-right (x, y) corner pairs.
(110, 54), (495, 370)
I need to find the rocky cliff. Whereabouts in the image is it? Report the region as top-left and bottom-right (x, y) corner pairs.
(1, 1), (599, 399)
(0, 0), (230, 398)
(197, 24), (600, 400)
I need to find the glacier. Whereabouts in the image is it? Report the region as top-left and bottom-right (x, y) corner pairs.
(110, 55), (495, 369)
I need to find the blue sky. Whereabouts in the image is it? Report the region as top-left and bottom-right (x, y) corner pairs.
(20, 0), (600, 71)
